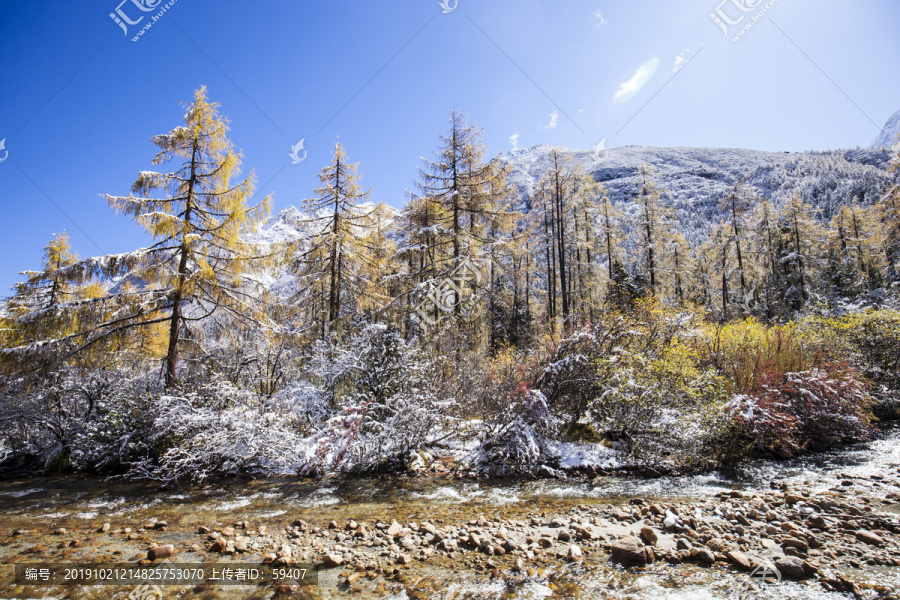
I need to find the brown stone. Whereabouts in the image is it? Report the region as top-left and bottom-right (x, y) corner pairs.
(640, 526), (659, 546)
(609, 536), (654, 567)
(148, 545), (175, 560)
(726, 550), (754, 571)
(855, 530), (884, 546)
(321, 553), (344, 568)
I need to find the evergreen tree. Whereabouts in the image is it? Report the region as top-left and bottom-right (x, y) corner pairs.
(2, 88), (280, 385)
(2, 232), (100, 352)
(296, 142), (376, 337)
(633, 164), (669, 296)
(778, 194), (826, 311)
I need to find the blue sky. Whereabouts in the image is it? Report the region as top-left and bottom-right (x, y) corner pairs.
(1, 0), (899, 295)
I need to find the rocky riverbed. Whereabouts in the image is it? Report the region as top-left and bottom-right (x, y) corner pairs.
(2, 475), (900, 599)
(2, 429), (900, 599)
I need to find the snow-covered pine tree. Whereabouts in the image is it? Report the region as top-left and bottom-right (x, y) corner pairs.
(568, 169), (605, 322)
(633, 164), (670, 298)
(105, 87), (279, 386)
(2, 88), (281, 385)
(414, 110), (505, 271)
(827, 198), (885, 298)
(718, 178), (753, 298)
(1, 232), (104, 361)
(403, 110), (508, 343)
(778, 194), (827, 311)
(295, 142), (379, 338)
(878, 141), (900, 282)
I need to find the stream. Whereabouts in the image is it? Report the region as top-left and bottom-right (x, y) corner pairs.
(1, 425), (899, 599)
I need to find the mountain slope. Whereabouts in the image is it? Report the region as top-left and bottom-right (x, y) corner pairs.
(872, 107), (900, 149)
(500, 144), (894, 243)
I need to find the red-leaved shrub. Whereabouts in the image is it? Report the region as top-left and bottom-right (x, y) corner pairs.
(725, 365), (874, 458)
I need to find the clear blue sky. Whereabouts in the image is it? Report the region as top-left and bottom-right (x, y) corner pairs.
(1, 0), (898, 295)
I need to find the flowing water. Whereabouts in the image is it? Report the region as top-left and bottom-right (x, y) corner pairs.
(1, 425), (899, 599)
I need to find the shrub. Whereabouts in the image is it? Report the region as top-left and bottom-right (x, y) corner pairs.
(725, 365), (875, 458)
(0, 368), (159, 476)
(294, 324), (450, 475)
(704, 319), (820, 395)
(477, 385), (560, 467)
(832, 310), (900, 420)
(132, 375), (303, 481)
(590, 344), (728, 468)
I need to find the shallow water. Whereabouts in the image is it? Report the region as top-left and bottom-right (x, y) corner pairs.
(1, 425), (899, 599)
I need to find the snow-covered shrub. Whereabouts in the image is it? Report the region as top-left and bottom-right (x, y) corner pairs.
(590, 344), (728, 467)
(724, 366), (874, 458)
(477, 385), (560, 467)
(270, 380), (333, 433)
(68, 371), (159, 473)
(295, 324), (449, 474)
(134, 374), (303, 481)
(536, 322), (637, 427)
(0, 368), (159, 476)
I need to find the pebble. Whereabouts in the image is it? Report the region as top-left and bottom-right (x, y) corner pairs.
(322, 553), (344, 568)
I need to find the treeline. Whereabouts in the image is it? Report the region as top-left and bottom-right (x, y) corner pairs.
(1, 88), (899, 479)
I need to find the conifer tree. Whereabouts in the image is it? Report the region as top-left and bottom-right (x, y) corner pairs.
(405, 110), (508, 340)
(2, 88), (279, 385)
(878, 141), (900, 282)
(297, 142), (375, 337)
(633, 164), (669, 295)
(719, 178), (752, 296)
(2, 232), (92, 350)
(779, 194), (826, 311)
(597, 194), (624, 282)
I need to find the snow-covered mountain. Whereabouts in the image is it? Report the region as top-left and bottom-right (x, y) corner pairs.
(872, 107), (900, 149)
(499, 143), (895, 243)
(252, 139), (897, 253)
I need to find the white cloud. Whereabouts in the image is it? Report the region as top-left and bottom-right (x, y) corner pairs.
(540, 111), (559, 131)
(509, 133), (519, 150)
(578, 108), (585, 113)
(613, 57), (659, 103)
(592, 10), (607, 26)
(672, 48), (691, 72)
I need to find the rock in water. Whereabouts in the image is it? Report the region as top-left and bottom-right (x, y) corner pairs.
(640, 526), (658, 546)
(774, 556), (810, 580)
(148, 545), (174, 560)
(321, 554), (343, 568)
(609, 536), (654, 567)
